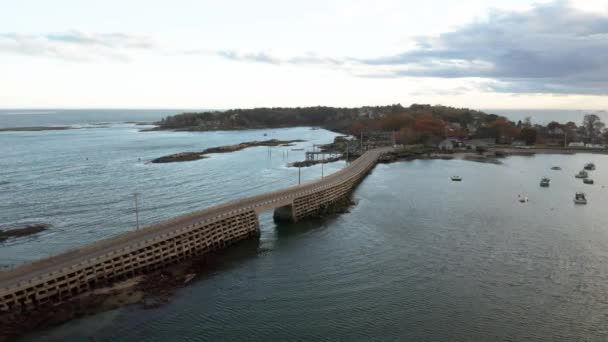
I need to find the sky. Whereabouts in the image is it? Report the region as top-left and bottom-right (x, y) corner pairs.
(1, 0), (608, 109)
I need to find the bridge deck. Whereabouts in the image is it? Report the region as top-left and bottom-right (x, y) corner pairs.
(0, 148), (390, 290)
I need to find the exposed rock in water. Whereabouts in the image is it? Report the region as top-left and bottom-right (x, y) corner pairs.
(152, 139), (306, 164)
(151, 152), (207, 163)
(291, 156), (342, 168)
(201, 139), (305, 154)
(0, 223), (50, 242)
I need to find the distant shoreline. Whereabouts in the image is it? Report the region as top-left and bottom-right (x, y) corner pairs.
(0, 126), (73, 132)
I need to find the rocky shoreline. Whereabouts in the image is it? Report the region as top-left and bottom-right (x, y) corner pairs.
(0, 249), (233, 341)
(151, 139), (305, 163)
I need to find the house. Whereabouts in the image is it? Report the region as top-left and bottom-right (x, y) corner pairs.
(438, 138), (462, 151)
(548, 127), (564, 135)
(585, 143), (605, 149)
(568, 142), (585, 148)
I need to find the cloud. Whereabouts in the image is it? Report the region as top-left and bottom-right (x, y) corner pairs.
(355, 0), (608, 95)
(214, 49), (344, 66)
(0, 30), (155, 61)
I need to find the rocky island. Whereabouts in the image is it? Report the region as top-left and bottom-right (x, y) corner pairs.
(152, 139), (305, 163)
(0, 223), (50, 242)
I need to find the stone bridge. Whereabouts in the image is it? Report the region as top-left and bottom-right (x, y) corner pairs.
(0, 147), (391, 313)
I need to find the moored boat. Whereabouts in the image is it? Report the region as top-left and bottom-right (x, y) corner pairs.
(540, 177), (550, 187)
(584, 163), (596, 171)
(451, 176), (462, 182)
(574, 192), (587, 204)
(550, 166), (561, 170)
(583, 178), (594, 184)
(575, 170), (588, 178)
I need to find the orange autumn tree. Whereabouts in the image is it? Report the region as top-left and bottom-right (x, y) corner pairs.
(413, 114), (446, 142)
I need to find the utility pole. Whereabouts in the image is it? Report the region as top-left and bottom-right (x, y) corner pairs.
(321, 152), (324, 178)
(345, 143), (349, 164)
(298, 166), (301, 184)
(133, 192), (140, 230)
(360, 131), (363, 152)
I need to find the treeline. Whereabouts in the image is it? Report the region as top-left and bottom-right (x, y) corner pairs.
(157, 104), (492, 134)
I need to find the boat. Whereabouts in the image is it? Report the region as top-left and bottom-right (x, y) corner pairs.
(291, 148), (304, 151)
(575, 170), (588, 178)
(584, 163), (596, 170)
(540, 177), (550, 187)
(583, 178), (594, 184)
(574, 192), (587, 204)
(451, 176), (462, 181)
(550, 166), (561, 170)
(518, 194), (528, 203)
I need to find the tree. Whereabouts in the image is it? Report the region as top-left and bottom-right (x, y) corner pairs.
(547, 121), (562, 131)
(520, 128), (537, 145)
(582, 114), (605, 143)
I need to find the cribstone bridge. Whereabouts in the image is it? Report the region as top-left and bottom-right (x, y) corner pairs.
(0, 147), (391, 313)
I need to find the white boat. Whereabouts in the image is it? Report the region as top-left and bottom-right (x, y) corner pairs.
(583, 178), (594, 184)
(550, 166), (562, 170)
(451, 176), (462, 181)
(574, 192), (587, 204)
(575, 170), (588, 178)
(518, 194), (528, 203)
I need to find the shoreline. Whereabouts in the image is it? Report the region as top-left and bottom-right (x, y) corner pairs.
(0, 126), (73, 132)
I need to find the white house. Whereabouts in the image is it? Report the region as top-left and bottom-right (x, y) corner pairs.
(568, 142), (585, 148)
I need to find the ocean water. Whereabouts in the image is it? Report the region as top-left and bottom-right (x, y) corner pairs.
(23, 154), (608, 342)
(0, 109), (181, 128)
(3, 110), (608, 341)
(0, 120), (344, 267)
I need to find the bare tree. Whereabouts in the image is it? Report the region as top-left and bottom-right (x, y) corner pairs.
(582, 114), (605, 143)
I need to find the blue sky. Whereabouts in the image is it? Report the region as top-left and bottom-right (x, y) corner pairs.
(1, 0), (607, 109)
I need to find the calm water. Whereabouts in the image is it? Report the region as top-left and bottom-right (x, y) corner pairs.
(0, 122), (344, 267)
(3, 110), (608, 341)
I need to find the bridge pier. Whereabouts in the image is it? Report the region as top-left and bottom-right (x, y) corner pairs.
(273, 203), (296, 223)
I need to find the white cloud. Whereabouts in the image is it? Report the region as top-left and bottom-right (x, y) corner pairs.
(0, 31), (154, 61)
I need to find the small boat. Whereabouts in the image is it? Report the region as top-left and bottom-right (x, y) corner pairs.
(575, 170), (588, 178)
(451, 176), (462, 181)
(583, 178), (594, 184)
(291, 148), (304, 151)
(518, 194), (529, 203)
(574, 192), (587, 204)
(584, 163), (596, 170)
(550, 166), (562, 170)
(263, 133), (268, 136)
(540, 177), (550, 187)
